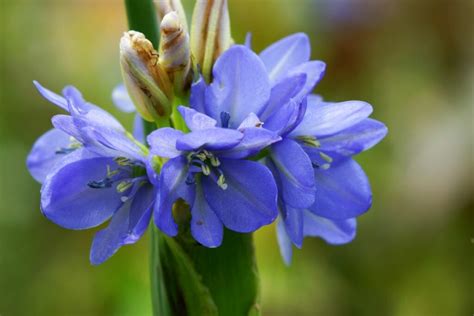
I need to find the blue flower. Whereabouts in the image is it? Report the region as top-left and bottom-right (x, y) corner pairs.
(265, 94), (387, 264)
(147, 104), (280, 248)
(251, 34), (388, 264)
(27, 81), (156, 265)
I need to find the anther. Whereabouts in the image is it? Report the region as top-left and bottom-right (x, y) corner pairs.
(117, 180), (133, 193)
(201, 164), (211, 176)
(296, 135), (320, 148)
(319, 152), (333, 163)
(217, 174), (228, 190)
(210, 156), (220, 167)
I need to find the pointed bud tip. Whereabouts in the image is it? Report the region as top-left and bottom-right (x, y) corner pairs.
(161, 11), (181, 33)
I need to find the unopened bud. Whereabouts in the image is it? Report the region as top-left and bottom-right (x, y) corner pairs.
(120, 31), (173, 122)
(190, 0), (233, 82)
(154, 0), (188, 34)
(159, 11), (192, 94)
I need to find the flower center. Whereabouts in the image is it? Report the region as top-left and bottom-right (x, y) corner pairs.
(186, 149), (228, 190)
(296, 135), (333, 170)
(87, 157), (148, 201)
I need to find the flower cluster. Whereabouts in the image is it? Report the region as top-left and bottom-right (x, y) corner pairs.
(27, 3), (386, 265)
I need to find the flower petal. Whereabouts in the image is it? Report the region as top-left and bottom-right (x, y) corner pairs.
(90, 184), (154, 265)
(33, 80), (68, 111)
(190, 76), (207, 114)
(176, 128), (243, 152)
(218, 127), (281, 159)
(303, 210), (357, 245)
(203, 159), (278, 232)
(264, 98), (307, 136)
(280, 203), (304, 248)
(290, 99), (373, 137)
(259, 73), (306, 121)
(309, 159), (372, 220)
(269, 139), (316, 208)
(41, 149), (122, 229)
(237, 113), (262, 130)
(206, 45), (271, 128)
(133, 113), (146, 144)
(77, 120), (145, 161)
(178, 106), (217, 131)
(154, 156), (195, 236)
(287, 61), (326, 100)
(190, 182), (223, 247)
(304, 118), (388, 163)
(51, 114), (84, 142)
(27, 128), (72, 183)
(112, 83), (136, 113)
(148, 127), (184, 158)
(276, 218), (293, 266)
(259, 33), (310, 83)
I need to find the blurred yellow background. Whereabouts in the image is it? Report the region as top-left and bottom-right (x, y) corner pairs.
(0, 0), (472, 315)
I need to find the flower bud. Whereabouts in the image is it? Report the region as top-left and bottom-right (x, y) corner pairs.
(159, 11), (192, 94)
(190, 0), (233, 82)
(120, 31), (173, 122)
(154, 0), (188, 34)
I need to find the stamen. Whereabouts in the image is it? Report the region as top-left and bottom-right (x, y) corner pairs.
(210, 156), (220, 167)
(321, 163), (331, 170)
(201, 164), (211, 176)
(220, 111), (231, 128)
(296, 135), (320, 148)
(319, 152), (333, 163)
(117, 180), (133, 193)
(217, 174), (228, 190)
(114, 157), (133, 166)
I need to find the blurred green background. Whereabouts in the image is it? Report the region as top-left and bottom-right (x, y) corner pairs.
(0, 0), (472, 315)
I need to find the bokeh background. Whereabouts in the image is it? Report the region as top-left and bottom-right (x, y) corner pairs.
(1, 0), (472, 315)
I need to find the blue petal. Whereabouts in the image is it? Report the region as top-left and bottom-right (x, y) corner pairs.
(264, 98), (307, 136)
(280, 202), (304, 248)
(51, 115), (85, 143)
(190, 182), (223, 247)
(237, 113), (262, 130)
(154, 156), (195, 236)
(303, 210), (357, 245)
(218, 127), (281, 159)
(112, 84), (136, 113)
(90, 184), (154, 265)
(286, 61), (326, 100)
(41, 149), (122, 229)
(148, 127), (184, 158)
(290, 99), (373, 137)
(269, 139), (316, 208)
(33, 80), (68, 111)
(178, 106), (217, 131)
(202, 159), (278, 232)
(76, 120), (145, 161)
(133, 113), (146, 144)
(26, 128), (71, 183)
(304, 118), (388, 163)
(176, 128), (243, 151)
(276, 219), (293, 266)
(308, 159), (372, 220)
(190, 75), (207, 114)
(259, 73), (306, 121)
(259, 33), (310, 82)
(206, 45), (271, 128)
